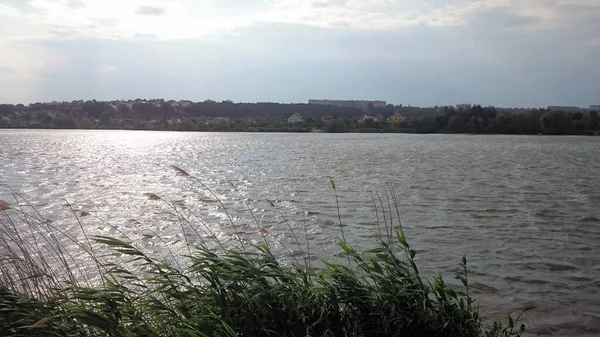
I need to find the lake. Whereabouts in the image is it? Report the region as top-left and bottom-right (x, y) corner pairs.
(1, 130), (599, 336)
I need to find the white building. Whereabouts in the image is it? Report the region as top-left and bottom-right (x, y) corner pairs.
(287, 113), (304, 124)
(308, 99), (386, 109)
(179, 100), (193, 108)
(360, 115), (378, 123)
(456, 104), (472, 110)
(167, 116), (182, 125)
(548, 106), (581, 112)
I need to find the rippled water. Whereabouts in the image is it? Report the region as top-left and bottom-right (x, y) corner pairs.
(1, 130), (599, 336)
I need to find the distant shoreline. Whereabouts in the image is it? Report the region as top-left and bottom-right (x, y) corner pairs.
(1, 127), (598, 136)
(2, 101), (599, 135)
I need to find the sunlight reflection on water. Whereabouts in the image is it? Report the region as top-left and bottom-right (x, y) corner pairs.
(1, 130), (600, 336)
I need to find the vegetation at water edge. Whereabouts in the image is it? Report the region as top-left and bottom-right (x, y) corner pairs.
(0, 168), (530, 336)
(1, 100), (599, 135)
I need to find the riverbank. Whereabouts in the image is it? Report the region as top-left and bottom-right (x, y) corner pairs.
(2, 100), (599, 135)
(2, 126), (599, 135)
(0, 168), (528, 337)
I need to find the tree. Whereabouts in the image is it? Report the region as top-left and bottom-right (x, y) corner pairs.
(99, 111), (112, 127)
(361, 118), (379, 129)
(313, 118), (325, 129)
(572, 112), (584, 121)
(482, 106), (498, 121)
(540, 111), (570, 135)
(0, 104), (16, 116)
(118, 104), (133, 118)
(177, 119), (197, 131)
(569, 119), (585, 135)
(517, 112), (542, 134)
(448, 115), (466, 133)
(326, 118), (348, 133)
(378, 118), (389, 130)
(53, 115), (77, 129)
(0, 117), (11, 127)
(588, 111), (599, 130)
(495, 113), (520, 134)
(409, 116), (438, 133)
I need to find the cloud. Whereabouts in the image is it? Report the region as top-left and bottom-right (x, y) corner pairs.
(34, 28), (599, 106)
(1, 0), (597, 42)
(0, 39), (67, 103)
(0, 3), (21, 16)
(0, 0), (599, 105)
(66, 0), (85, 9)
(135, 5), (166, 16)
(99, 65), (117, 73)
(588, 37), (600, 47)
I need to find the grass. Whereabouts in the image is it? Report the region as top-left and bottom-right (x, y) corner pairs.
(0, 167), (530, 337)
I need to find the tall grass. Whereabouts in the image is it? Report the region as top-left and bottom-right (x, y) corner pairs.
(0, 168), (529, 337)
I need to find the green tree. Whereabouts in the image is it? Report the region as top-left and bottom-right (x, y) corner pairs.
(361, 118), (379, 129)
(326, 118), (348, 133)
(436, 114), (450, 131)
(0, 117), (11, 127)
(495, 113), (520, 134)
(0, 104), (16, 117)
(53, 115), (77, 129)
(409, 116), (438, 133)
(569, 119), (585, 135)
(313, 118), (325, 129)
(540, 111), (570, 135)
(482, 106), (498, 121)
(588, 111), (599, 130)
(177, 119), (197, 131)
(517, 112), (542, 134)
(99, 111), (112, 127)
(448, 115), (466, 133)
(378, 117), (389, 130)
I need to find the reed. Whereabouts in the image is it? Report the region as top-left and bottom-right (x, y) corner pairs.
(0, 168), (529, 337)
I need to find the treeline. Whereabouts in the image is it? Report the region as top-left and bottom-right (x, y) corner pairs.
(404, 105), (599, 135)
(0, 101), (365, 119)
(1, 101), (599, 135)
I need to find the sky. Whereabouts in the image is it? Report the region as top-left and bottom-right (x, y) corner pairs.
(0, 0), (599, 107)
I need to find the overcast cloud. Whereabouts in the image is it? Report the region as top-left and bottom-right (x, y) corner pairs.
(0, 0), (598, 106)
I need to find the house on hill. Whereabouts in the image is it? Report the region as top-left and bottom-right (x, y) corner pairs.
(387, 110), (407, 124)
(360, 115), (378, 123)
(288, 113), (304, 124)
(167, 116), (182, 125)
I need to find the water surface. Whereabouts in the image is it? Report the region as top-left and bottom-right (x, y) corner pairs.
(1, 130), (599, 336)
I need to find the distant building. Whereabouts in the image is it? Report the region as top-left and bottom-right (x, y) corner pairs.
(360, 115), (378, 123)
(167, 116), (182, 125)
(308, 99), (386, 109)
(386, 109), (407, 124)
(456, 104), (472, 110)
(179, 100), (193, 108)
(548, 106), (581, 112)
(288, 113), (304, 124)
(589, 105), (600, 111)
